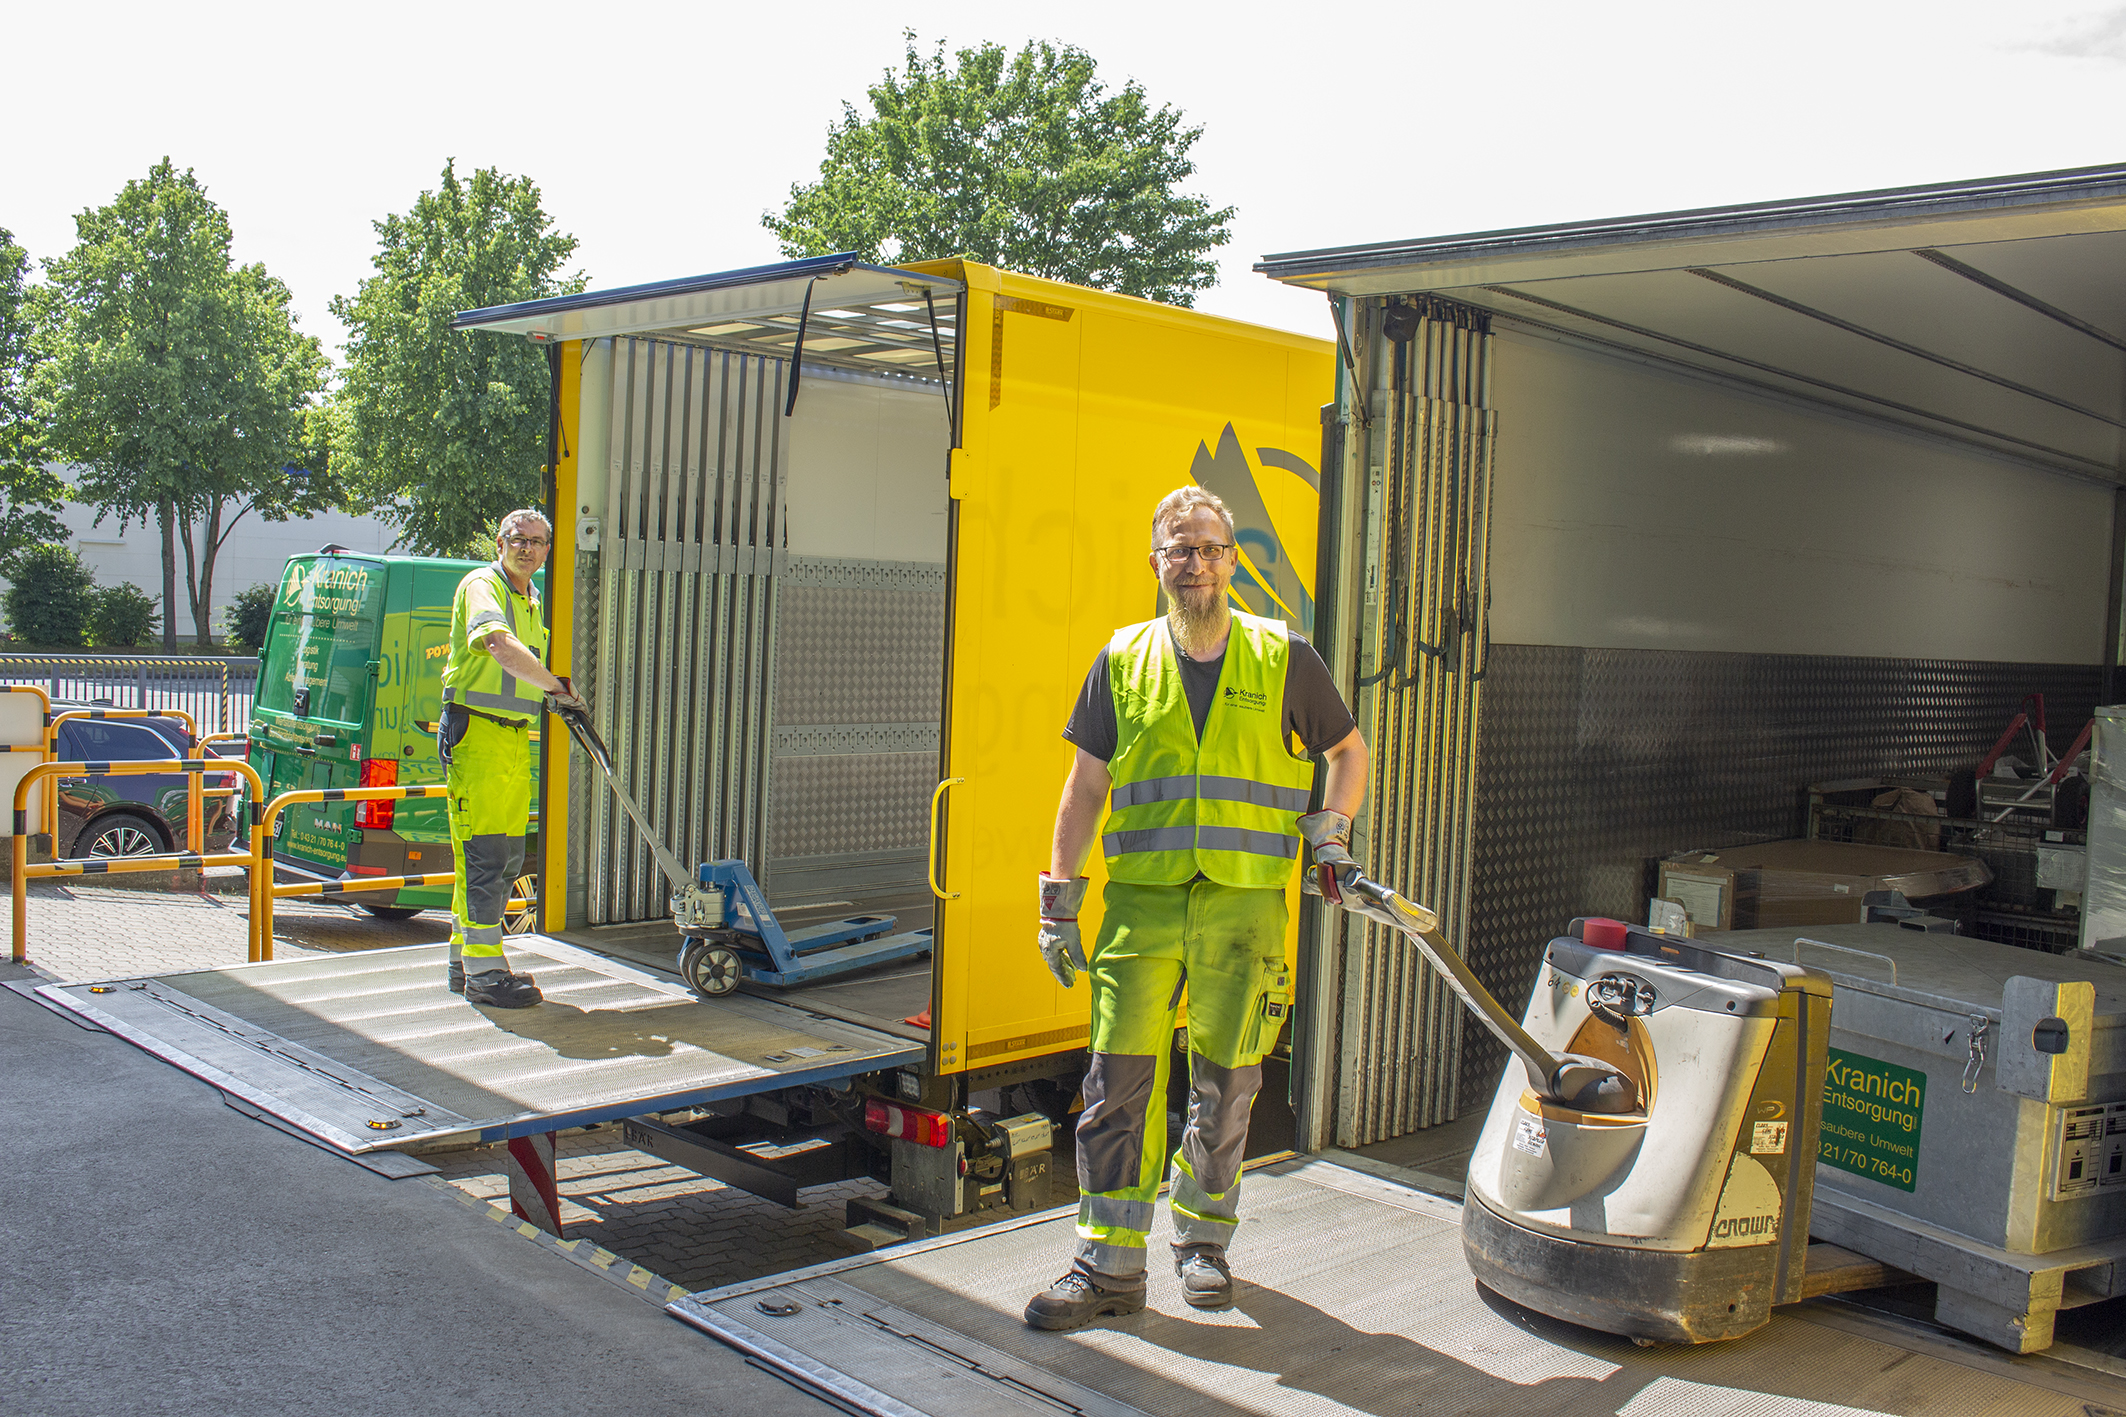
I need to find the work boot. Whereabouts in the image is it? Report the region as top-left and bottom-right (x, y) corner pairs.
(463, 968), (543, 1008)
(1023, 1270), (1146, 1331)
(1173, 1243), (1234, 1309)
(450, 960), (533, 995)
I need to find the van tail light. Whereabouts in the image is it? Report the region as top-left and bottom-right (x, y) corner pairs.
(354, 758), (398, 829)
(864, 1096), (952, 1148)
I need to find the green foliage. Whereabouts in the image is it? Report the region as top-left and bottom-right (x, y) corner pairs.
(88, 582), (160, 648)
(4, 543), (93, 648)
(30, 159), (333, 649)
(0, 228), (69, 564)
(329, 161), (585, 556)
(766, 35), (1234, 305)
(221, 581), (276, 652)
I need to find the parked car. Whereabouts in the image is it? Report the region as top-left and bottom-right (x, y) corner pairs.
(53, 712), (240, 859)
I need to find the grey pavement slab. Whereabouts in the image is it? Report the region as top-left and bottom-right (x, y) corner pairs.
(0, 965), (831, 1417)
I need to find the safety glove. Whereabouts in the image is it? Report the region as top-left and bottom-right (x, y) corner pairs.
(1296, 810), (1357, 905)
(1037, 873), (1091, 988)
(543, 688), (592, 717)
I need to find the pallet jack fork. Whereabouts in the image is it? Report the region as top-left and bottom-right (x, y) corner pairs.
(551, 700), (931, 998)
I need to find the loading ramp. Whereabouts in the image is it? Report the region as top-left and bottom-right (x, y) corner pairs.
(675, 1159), (2126, 1417)
(34, 935), (923, 1152)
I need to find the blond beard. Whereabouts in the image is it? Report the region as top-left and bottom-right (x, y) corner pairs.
(1166, 585), (1229, 659)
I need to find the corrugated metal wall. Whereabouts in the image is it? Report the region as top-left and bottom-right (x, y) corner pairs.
(1338, 299), (1498, 1146)
(588, 338), (786, 924)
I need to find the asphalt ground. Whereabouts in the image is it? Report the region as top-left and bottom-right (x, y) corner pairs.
(0, 961), (835, 1417)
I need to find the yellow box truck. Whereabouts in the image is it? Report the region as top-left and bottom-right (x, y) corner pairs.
(451, 254), (1332, 1236)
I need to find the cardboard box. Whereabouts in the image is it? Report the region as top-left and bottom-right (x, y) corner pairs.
(1658, 840), (1990, 933)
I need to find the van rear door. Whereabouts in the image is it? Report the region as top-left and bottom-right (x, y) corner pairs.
(251, 554), (386, 872)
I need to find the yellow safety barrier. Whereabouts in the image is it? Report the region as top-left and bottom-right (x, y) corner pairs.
(45, 708), (207, 851)
(252, 785), (530, 963)
(12, 769), (537, 970)
(12, 758), (265, 965)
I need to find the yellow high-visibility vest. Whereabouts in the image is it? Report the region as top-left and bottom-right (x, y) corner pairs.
(1102, 611), (1313, 888)
(442, 564), (548, 723)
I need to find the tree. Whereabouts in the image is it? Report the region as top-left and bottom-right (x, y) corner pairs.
(0, 228), (68, 567)
(31, 160), (333, 649)
(88, 582), (160, 648)
(220, 581), (275, 652)
(766, 35), (1234, 305)
(4, 544), (92, 648)
(330, 161), (584, 555)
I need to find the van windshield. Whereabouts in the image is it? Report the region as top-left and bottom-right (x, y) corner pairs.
(262, 560), (383, 725)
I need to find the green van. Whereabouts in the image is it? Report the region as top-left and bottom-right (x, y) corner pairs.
(249, 550), (542, 922)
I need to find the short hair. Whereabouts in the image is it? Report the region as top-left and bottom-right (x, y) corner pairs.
(1150, 485), (1235, 547)
(497, 508), (552, 540)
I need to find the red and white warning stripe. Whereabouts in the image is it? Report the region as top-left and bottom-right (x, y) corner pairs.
(505, 1131), (564, 1235)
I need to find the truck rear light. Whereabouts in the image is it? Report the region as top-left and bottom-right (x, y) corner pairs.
(864, 1096), (952, 1148)
(354, 758), (398, 828)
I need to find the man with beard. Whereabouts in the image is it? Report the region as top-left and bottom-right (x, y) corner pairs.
(1024, 485), (1369, 1330)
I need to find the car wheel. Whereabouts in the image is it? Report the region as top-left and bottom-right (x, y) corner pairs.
(505, 873), (539, 936)
(360, 904), (425, 921)
(76, 812), (166, 861)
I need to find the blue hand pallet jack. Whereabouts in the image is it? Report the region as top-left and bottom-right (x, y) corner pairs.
(553, 702), (932, 999)
(675, 859), (933, 998)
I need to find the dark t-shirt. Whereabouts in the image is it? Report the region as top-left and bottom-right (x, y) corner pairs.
(1063, 622), (1357, 762)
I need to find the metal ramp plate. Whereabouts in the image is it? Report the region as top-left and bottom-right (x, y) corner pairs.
(674, 1160), (2126, 1417)
(37, 936), (923, 1152)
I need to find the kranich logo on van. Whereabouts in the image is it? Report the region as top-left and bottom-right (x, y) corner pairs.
(282, 558), (375, 617)
(1189, 423), (1318, 638)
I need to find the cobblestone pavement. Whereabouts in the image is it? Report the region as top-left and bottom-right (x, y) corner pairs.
(16, 871), (446, 983)
(430, 1131), (892, 1292)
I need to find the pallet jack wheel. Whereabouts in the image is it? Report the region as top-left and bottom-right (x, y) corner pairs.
(680, 939), (742, 998)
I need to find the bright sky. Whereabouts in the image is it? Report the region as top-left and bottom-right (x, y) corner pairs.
(10, 0), (2126, 358)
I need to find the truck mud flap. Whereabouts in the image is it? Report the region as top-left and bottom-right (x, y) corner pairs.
(36, 936), (922, 1152)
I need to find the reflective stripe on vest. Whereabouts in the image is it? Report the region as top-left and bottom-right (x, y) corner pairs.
(442, 564), (547, 723)
(1099, 612), (1314, 888)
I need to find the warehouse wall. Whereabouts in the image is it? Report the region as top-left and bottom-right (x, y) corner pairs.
(1486, 331), (2114, 663)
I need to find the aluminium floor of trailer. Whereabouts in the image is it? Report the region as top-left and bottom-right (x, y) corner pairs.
(676, 1159), (2126, 1417)
(29, 933), (923, 1152)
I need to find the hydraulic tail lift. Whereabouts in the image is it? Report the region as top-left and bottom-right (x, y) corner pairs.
(554, 702), (933, 996)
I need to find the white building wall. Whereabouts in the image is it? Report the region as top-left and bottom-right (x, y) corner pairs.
(0, 465), (402, 643)
(1486, 331), (2115, 664)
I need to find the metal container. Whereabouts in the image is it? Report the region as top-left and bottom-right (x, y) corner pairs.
(2081, 706), (2126, 953)
(1717, 922), (2126, 1352)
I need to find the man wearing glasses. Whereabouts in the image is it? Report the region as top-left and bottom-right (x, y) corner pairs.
(438, 509), (586, 1007)
(1026, 486), (1369, 1329)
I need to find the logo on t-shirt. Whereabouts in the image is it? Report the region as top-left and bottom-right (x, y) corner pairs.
(1222, 686), (1268, 711)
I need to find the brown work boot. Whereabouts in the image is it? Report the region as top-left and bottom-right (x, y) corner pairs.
(1023, 1270), (1146, 1331)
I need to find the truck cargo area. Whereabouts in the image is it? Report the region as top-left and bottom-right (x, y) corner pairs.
(676, 1158), (2126, 1417)
(33, 936), (923, 1151)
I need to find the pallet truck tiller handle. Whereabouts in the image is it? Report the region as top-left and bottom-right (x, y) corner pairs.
(1306, 861), (1639, 1114)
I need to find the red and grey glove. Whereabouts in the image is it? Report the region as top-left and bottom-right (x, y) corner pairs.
(1037, 873), (1091, 988)
(1296, 811), (1356, 904)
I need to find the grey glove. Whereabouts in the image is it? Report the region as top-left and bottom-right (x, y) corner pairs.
(544, 689), (590, 717)
(1297, 810), (1356, 904)
(1037, 874), (1090, 988)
